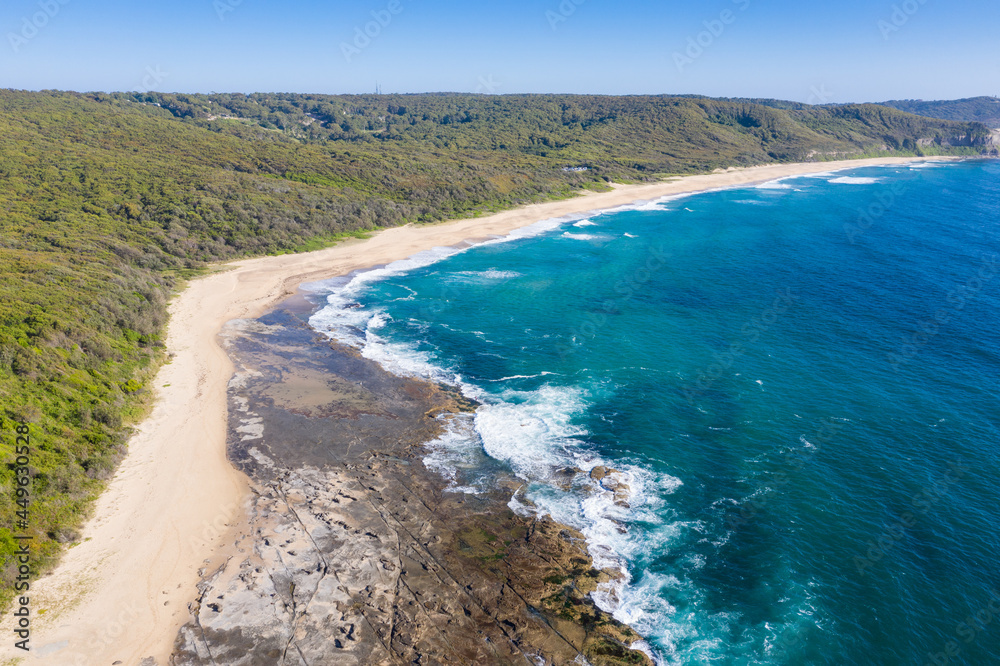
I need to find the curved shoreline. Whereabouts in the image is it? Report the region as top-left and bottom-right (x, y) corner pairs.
(4, 155), (955, 665)
(171, 310), (651, 664)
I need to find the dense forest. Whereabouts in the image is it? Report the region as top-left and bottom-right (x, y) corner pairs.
(111, 90), (993, 166)
(879, 96), (1000, 128)
(0, 89), (991, 605)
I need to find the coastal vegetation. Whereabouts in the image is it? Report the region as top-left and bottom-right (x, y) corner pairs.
(879, 96), (1000, 128)
(0, 89), (991, 606)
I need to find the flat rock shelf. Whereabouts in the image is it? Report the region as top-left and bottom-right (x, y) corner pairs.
(169, 307), (650, 666)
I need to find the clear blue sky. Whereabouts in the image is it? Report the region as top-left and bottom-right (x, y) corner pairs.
(2, 0), (998, 102)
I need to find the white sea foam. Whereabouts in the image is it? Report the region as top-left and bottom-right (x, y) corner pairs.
(474, 384), (590, 478)
(453, 269), (523, 280)
(469, 330), (497, 343)
(605, 571), (680, 638)
(574, 219), (599, 227)
(829, 176), (880, 185)
(319, 297), (694, 659)
(486, 371), (560, 382)
(418, 374), (722, 665)
(361, 328), (457, 381)
(562, 232), (606, 241)
(627, 200), (671, 212)
(507, 490), (536, 517)
(590, 191), (706, 217)
(603, 567), (738, 665)
(308, 217), (570, 358)
(303, 211), (735, 664)
(389, 284), (418, 302)
(478, 216), (568, 247)
(307, 214), (571, 331)
(309, 247), (464, 347)
(421, 415), (488, 493)
(757, 180), (794, 190)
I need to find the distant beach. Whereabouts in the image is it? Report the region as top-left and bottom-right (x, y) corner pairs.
(7, 155), (962, 665)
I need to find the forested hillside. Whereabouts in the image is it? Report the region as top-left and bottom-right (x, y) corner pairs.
(879, 96), (1000, 128)
(0, 89), (989, 604)
(113, 91), (992, 169)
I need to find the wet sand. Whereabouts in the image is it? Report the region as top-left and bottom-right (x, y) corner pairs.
(5, 155), (955, 665)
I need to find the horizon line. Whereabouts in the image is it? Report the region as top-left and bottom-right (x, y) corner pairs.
(4, 88), (998, 105)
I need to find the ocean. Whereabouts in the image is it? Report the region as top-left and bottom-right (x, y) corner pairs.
(305, 159), (1000, 665)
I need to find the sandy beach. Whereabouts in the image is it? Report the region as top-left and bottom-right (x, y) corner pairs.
(1, 155), (953, 665)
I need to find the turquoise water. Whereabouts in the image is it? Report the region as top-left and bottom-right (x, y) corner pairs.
(308, 160), (1000, 665)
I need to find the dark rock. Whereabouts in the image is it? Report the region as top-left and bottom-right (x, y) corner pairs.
(170, 308), (651, 666)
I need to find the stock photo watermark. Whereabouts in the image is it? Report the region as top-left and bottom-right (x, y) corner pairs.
(57, 603), (143, 665)
(887, 254), (998, 371)
(136, 65), (169, 93)
(10, 423), (32, 652)
(682, 287), (799, 405)
(844, 179), (908, 244)
(673, 0), (752, 73)
(214, 0), (243, 21)
(924, 589), (1000, 666)
(341, 0), (404, 62)
(853, 459), (968, 576)
(7, 0), (70, 53)
(187, 501), (241, 555)
(546, 0), (587, 31)
(806, 84), (834, 105)
(557, 243), (672, 358)
(725, 417), (846, 531)
(475, 75), (502, 94)
(879, 0), (930, 40)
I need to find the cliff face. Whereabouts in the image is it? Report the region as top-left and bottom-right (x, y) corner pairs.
(982, 130), (1000, 156)
(916, 128), (1000, 155)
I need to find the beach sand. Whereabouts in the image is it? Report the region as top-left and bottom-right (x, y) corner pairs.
(1, 156), (953, 665)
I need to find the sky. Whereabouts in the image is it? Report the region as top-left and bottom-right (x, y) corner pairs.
(1, 0), (998, 103)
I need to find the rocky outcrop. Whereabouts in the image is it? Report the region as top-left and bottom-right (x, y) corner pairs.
(917, 129), (1000, 155)
(981, 129), (1000, 156)
(170, 309), (651, 666)
(589, 467), (632, 509)
(172, 461), (648, 666)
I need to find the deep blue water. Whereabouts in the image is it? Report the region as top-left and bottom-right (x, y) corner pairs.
(308, 160), (1000, 665)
